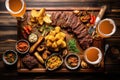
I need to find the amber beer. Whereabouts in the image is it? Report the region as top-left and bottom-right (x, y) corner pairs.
(96, 18), (116, 38)
(84, 47), (102, 65)
(5, 0), (26, 17)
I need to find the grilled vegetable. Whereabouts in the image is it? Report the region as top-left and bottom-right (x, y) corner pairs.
(80, 15), (90, 23)
(22, 25), (32, 39)
(90, 14), (96, 24)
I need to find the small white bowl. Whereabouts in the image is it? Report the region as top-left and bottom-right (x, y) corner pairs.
(3, 50), (18, 65)
(64, 53), (81, 70)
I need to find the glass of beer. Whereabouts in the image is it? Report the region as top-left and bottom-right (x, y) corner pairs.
(5, 0), (26, 18)
(96, 18), (116, 38)
(84, 47), (102, 65)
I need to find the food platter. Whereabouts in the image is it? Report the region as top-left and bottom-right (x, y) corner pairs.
(17, 7), (104, 73)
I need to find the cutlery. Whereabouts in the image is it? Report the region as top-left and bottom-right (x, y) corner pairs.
(88, 5), (107, 35)
(104, 44), (109, 56)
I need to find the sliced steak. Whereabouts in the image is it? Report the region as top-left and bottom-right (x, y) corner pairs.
(77, 28), (88, 39)
(69, 15), (77, 27)
(56, 12), (66, 26)
(50, 12), (55, 25)
(79, 34), (92, 44)
(78, 34), (93, 49)
(51, 12), (62, 25)
(80, 41), (90, 50)
(50, 11), (93, 50)
(67, 27), (72, 32)
(61, 12), (70, 27)
(71, 18), (82, 31)
(73, 24), (85, 35)
(63, 13), (74, 28)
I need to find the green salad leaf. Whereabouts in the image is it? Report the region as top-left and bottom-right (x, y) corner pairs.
(67, 38), (80, 53)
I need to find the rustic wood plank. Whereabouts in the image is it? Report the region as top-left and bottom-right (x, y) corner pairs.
(16, 7), (105, 73)
(25, 0), (99, 2)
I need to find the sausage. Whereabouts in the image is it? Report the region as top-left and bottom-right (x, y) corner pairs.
(29, 36), (43, 54)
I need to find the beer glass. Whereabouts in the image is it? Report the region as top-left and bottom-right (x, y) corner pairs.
(96, 18), (116, 38)
(5, 0), (26, 19)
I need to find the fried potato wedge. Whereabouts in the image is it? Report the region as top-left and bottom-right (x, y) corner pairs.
(43, 14), (52, 24)
(30, 8), (52, 25)
(31, 9), (38, 18)
(38, 8), (46, 17)
(38, 17), (44, 25)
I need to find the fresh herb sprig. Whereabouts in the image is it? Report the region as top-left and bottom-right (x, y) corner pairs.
(68, 38), (80, 53)
(39, 24), (54, 36)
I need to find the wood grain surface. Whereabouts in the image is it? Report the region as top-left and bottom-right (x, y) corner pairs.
(0, 0), (120, 79)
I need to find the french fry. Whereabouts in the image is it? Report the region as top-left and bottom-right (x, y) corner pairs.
(38, 8), (46, 17)
(38, 17), (44, 25)
(31, 9), (38, 18)
(30, 17), (37, 22)
(30, 8), (52, 25)
(43, 14), (52, 24)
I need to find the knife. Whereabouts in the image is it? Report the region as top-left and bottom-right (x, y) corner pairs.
(88, 5), (107, 35)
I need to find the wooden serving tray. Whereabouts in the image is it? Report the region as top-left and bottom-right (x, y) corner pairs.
(17, 7), (104, 73)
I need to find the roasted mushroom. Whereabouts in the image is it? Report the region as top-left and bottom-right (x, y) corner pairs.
(37, 45), (45, 52)
(42, 50), (51, 60)
(62, 49), (68, 57)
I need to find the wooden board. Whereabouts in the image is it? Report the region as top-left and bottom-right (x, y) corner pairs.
(17, 7), (104, 73)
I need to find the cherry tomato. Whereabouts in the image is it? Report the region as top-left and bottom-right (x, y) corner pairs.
(90, 14), (96, 24)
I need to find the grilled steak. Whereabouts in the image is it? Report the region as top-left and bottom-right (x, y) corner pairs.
(77, 28), (88, 39)
(56, 12), (66, 26)
(63, 13), (74, 28)
(69, 15), (77, 27)
(22, 55), (38, 69)
(50, 11), (93, 50)
(73, 24), (85, 35)
(61, 12), (70, 27)
(78, 34), (93, 49)
(71, 18), (82, 31)
(51, 12), (62, 25)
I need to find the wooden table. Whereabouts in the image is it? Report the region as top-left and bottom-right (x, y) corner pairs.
(0, 0), (120, 79)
